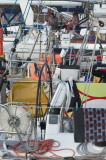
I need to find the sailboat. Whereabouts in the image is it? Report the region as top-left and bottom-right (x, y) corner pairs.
(0, 0), (105, 159)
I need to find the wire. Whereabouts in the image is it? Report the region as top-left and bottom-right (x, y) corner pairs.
(77, 143), (106, 158)
(84, 25), (100, 107)
(35, 63), (52, 126)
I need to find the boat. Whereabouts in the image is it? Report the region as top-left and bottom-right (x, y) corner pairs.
(0, 0), (105, 159)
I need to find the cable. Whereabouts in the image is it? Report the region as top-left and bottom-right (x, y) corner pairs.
(77, 143), (106, 158)
(35, 62), (52, 125)
(12, 139), (75, 159)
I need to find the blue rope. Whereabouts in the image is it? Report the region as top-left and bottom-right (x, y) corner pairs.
(14, 0), (30, 41)
(19, 0), (33, 40)
(76, 102), (78, 111)
(0, 0), (18, 40)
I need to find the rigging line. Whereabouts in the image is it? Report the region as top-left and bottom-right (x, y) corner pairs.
(21, 31), (40, 78)
(84, 25), (100, 107)
(72, 24), (89, 65)
(81, 23), (94, 104)
(81, 22), (100, 106)
(19, 0), (33, 40)
(6, 0), (31, 72)
(16, 27), (37, 57)
(8, 0), (33, 73)
(77, 24), (90, 66)
(14, 0), (30, 41)
(0, 0), (18, 40)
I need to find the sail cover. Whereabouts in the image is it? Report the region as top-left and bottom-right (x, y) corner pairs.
(19, 0), (34, 26)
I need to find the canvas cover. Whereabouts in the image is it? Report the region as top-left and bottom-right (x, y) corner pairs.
(8, 78), (48, 117)
(76, 83), (106, 108)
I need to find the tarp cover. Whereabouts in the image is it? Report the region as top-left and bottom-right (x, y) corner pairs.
(8, 78), (48, 117)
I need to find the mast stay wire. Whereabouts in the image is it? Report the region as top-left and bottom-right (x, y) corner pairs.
(18, 0), (33, 41)
(72, 23), (90, 66)
(14, 0), (30, 42)
(84, 25), (100, 107)
(81, 20), (100, 107)
(6, 0), (34, 76)
(21, 31), (40, 78)
(77, 28), (90, 66)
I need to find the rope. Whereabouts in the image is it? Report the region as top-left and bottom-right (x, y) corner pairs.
(77, 25), (90, 66)
(0, 0), (18, 40)
(19, 0), (33, 40)
(72, 24), (90, 66)
(81, 24), (100, 107)
(14, 0), (30, 41)
(78, 18), (96, 105)
(6, 0), (33, 73)
(84, 25), (100, 107)
(11, 139), (75, 159)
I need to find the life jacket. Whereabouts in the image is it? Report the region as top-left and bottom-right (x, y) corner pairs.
(47, 54), (53, 65)
(47, 54), (62, 66)
(37, 61), (49, 81)
(55, 55), (62, 66)
(29, 61), (49, 81)
(30, 54), (62, 80)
